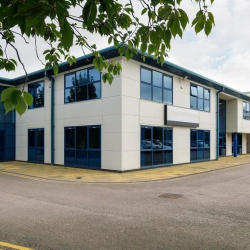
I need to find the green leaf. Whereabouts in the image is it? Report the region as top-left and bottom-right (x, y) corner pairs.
(26, 11), (45, 27)
(195, 19), (205, 34)
(58, 17), (73, 50)
(171, 17), (180, 37)
(140, 43), (147, 53)
(83, 1), (97, 25)
(0, 87), (16, 102)
(141, 8), (147, 15)
(178, 9), (189, 30)
(205, 20), (212, 36)
(23, 91), (33, 106)
(10, 89), (21, 105)
(4, 100), (15, 114)
(15, 96), (27, 116)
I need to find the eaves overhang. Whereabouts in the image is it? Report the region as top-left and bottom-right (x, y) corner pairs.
(0, 45), (249, 102)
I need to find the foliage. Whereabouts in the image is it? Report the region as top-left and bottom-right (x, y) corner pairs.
(0, 0), (215, 115)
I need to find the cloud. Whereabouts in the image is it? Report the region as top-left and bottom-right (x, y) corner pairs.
(1, 0), (250, 92)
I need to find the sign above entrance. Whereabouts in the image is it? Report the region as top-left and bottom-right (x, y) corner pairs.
(164, 105), (199, 127)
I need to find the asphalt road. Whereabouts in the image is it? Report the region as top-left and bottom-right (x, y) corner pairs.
(0, 164), (250, 250)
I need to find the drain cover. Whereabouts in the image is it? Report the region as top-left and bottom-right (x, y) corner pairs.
(159, 193), (183, 199)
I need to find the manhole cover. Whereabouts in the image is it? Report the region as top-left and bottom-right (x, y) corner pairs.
(159, 193), (184, 199)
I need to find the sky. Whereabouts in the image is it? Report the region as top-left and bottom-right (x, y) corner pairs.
(0, 0), (250, 92)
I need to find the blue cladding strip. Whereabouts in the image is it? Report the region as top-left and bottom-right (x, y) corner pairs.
(233, 133), (238, 157)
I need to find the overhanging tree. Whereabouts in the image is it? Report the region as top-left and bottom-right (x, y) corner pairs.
(0, 0), (215, 115)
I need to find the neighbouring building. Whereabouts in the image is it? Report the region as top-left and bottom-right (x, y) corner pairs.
(1, 46), (250, 171)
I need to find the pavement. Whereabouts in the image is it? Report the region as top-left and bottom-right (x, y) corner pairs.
(0, 155), (250, 183)
(0, 163), (250, 250)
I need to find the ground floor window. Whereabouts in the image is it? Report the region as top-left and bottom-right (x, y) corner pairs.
(141, 126), (173, 168)
(190, 130), (210, 161)
(0, 123), (15, 161)
(28, 128), (44, 163)
(64, 125), (101, 169)
(232, 133), (242, 155)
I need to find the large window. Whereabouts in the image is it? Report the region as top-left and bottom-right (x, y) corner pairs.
(243, 102), (250, 120)
(232, 133), (242, 155)
(190, 84), (210, 112)
(64, 67), (101, 103)
(28, 82), (44, 109)
(141, 126), (173, 168)
(0, 86), (15, 161)
(219, 99), (226, 156)
(190, 130), (210, 161)
(140, 67), (173, 104)
(64, 125), (101, 169)
(28, 128), (44, 163)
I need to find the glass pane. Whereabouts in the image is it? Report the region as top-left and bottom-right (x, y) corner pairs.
(36, 148), (44, 163)
(204, 89), (210, 100)
(65, 88), (75, 103)
(88, 151), (101, 169)
(197, 86), (203, 98)
(204, 148), (210, 159)
(6, 124), (15, 136)
(153, 127), (163, 149)
(141, 83), (151, 100)
(76, 70), (88, 85)
(243, 102), (246, 110)
(76, 127), (87, 149)
(191, 149), (197, 161)
(65, 128), (75, 148)
(5, 148), (15, 161)
(191, 85), (197, 96)
(163, 89), (172, 104)
(164, 76), (172, 89)
(141, 68), (151, 83)
(36, 129), (44, 147)
(153, 71), (162, 87)
(141, 151), (152, 167)
(36, 95), (44, 108)
(89, 68), (101, 82)
(247, 103), (250, 111)
(0, 113), (5, 123)
(76, 85), (87, 101)
(153, 86), (162, 103)
(65, 150), (76, 165)
(0, 148), (4, 160)
(28, 130), (36, 147)
(204, 131), (210, 147)
(198, 130), (204, 148)
(88, 82), (101, 99)
(5, 111), (15, 123)
(198, 98), (204, 111)
(197, 149), (204, 160)
(36, 82), (44, 95)
(0, 136), (4, 147)
(164, 150), (172, 164)
(65, 74), (76, 88)
(89, 127), (101, 149)
(164, 129), (172, 150)
(28, 83), (36, 95)
(76, 150), (88, 166)
(190, 130), (197, 148)
(190, 96), (197, 109)
(141, 127), (152, 149)
(6, 136), (15, 148)
(204, 100), (210, 112)
(153, 151), (163, 165)
(238, 134), (242, 146)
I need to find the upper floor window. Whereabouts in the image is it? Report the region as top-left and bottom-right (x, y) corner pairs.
(140, 67), (173, 104)
(190, 84), (210, 112)
(64, 67), (101, 103)
(28, 82), (44, 109)
(243, 102), (250, 120)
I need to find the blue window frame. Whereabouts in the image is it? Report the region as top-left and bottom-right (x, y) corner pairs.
(141, 126), (173, 168)
(190, 129), (210, 161)
(232, 133), (242, 155)
(243, 102), (250, 120)
(64, 125), (101, 169)
(140, 67), (173, 104)
(28, 81), (44, 109)
(219, 99), (226, 156)
(190, 84), (210, 112)
(28, 128), (44, 163)
(0, 86), (15, 161)
(64, 67), (101, 103)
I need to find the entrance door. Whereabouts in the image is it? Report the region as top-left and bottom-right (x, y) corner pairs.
(247, 135), (250, 153)
(28, 128), (44, 163)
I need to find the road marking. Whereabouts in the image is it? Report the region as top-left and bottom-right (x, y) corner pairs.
(0, 242), (34, 250)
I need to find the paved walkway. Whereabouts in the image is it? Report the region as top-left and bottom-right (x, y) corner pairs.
(0, 155), (250, 183)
